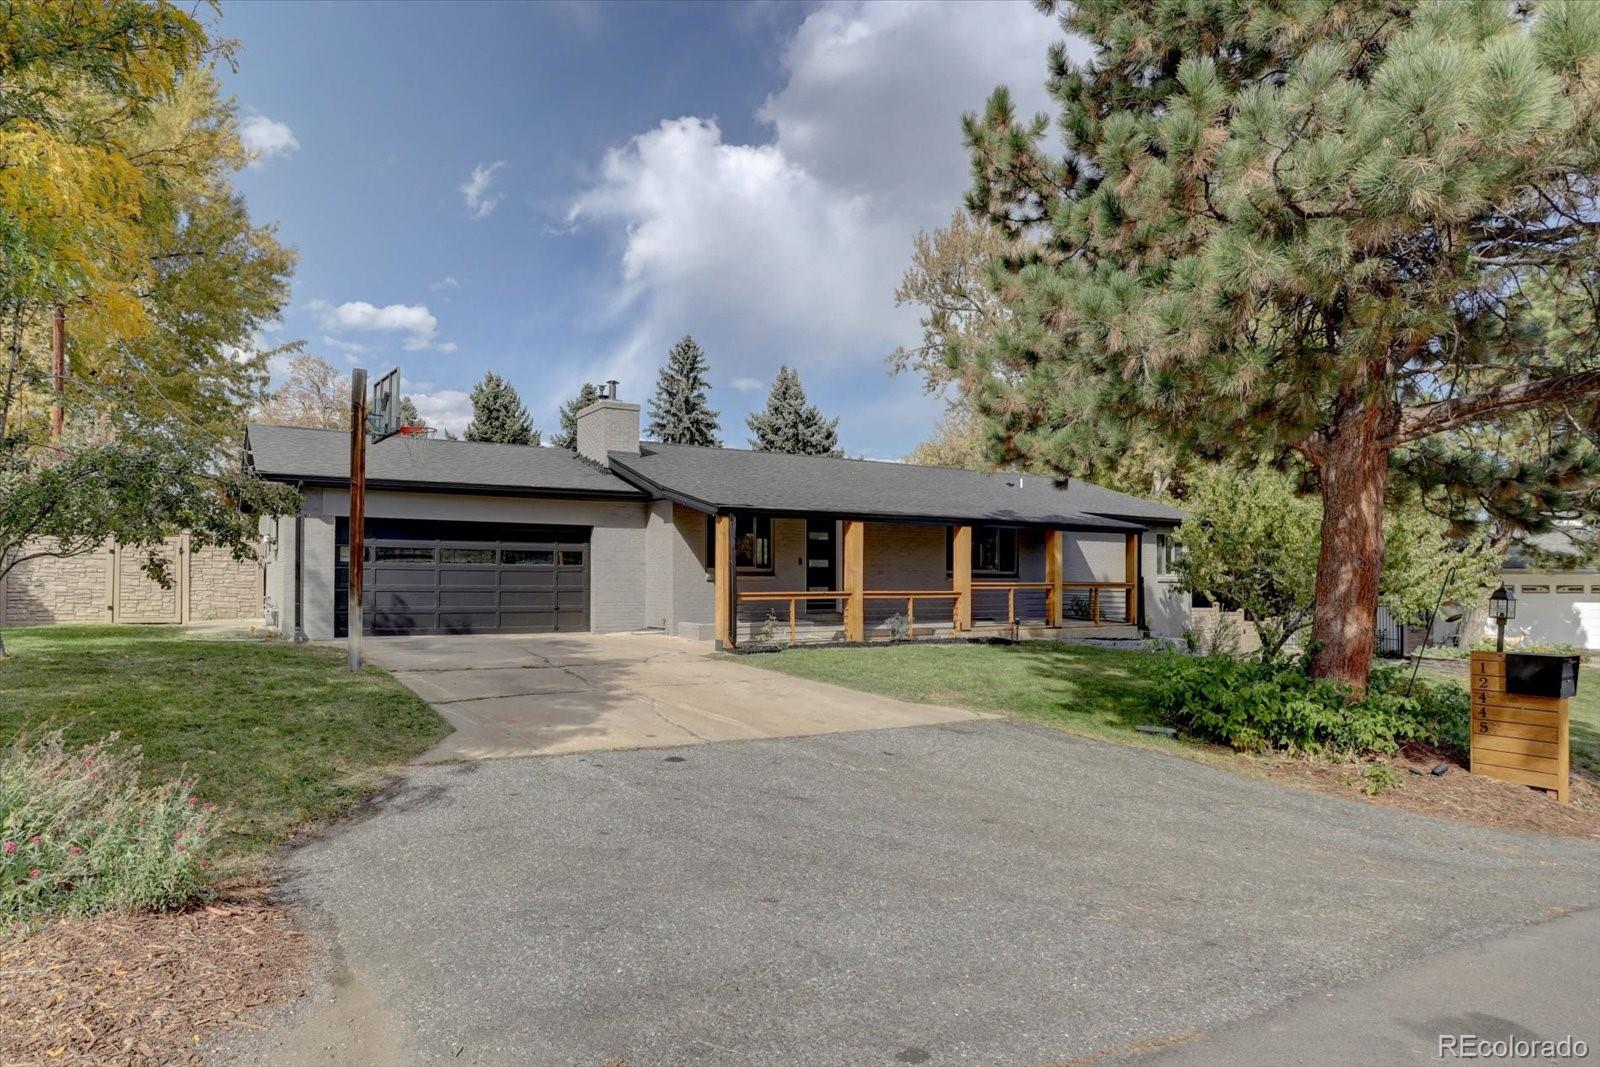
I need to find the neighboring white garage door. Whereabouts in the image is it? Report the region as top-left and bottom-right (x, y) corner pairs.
(1500, 577), (1600, 650)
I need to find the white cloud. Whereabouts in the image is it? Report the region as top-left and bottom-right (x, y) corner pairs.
(406, 388), (473, 436)
(461, 161), (508, 219)
(568, 0), (1061, 451)
(430, 276), (460, 291)
(730, 376), (764, 393)
(321, 335), (367, 355)
(310, 299), (449, 352)
(240, 114), (299, 164)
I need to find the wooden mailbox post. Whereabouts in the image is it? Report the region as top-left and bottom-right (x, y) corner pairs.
(1469, 651), (1572, 804)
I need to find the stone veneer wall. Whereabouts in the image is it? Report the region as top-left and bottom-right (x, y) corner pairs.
(1, 546), (113, 626)
(186, 545), (264, 621)
(0, 539), (262, 627)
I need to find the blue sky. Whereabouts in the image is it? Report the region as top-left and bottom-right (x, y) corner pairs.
(218, 0), (1058, 456)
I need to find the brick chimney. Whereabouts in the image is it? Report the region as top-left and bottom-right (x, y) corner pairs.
(575, 381), (639, 467)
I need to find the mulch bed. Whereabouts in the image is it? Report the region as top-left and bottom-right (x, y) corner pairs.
(0, 889), (306, 1067)
(1240, 743), (1600, 840)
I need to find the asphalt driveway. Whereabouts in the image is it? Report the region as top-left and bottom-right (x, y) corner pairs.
(362, 633), (989, 761)
(232, 719), (1600, 1067)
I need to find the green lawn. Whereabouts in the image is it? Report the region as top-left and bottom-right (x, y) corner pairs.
(0, 625), (450, 870)
(748, 642), (1600, 783)
(744, 640), (1172, 744)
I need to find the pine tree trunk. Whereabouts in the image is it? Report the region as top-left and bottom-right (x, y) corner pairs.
(1308, 403), (1390, 692)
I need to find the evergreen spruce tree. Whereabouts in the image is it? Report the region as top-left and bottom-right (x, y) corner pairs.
(553, 382), (602, 450)
(647, 336), (720, 446)
(464, 372), (538, 445)
(397, 395), (421, 428)
(746, 365), (841, 456)
(959, 1), (1600, 690)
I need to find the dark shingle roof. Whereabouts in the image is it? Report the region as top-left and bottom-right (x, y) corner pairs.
(607, 443), (1182, 530)
(244, 424), (644, 498)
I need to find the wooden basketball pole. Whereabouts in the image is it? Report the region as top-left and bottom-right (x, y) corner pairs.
(347, 368), (368, 671)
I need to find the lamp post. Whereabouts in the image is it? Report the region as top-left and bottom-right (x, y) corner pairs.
(1488, 584), (1516, 652)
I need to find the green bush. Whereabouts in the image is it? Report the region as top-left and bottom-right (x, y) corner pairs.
(1, 730), (223, 932)
(1153, 654), (1470, 757)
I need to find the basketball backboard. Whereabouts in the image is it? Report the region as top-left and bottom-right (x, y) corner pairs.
(369, 367), (401, 440)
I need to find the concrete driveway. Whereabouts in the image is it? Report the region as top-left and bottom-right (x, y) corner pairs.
(230, 720), (1600, 1067)
(363, 632), (989, 762)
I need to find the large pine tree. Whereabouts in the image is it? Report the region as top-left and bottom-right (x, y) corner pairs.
(464, 372), (538, 445)
(746, 365), (840, 455)
(647, 336), (720, 446)
(960, 1), (1600, 690)
(553, 381), (601, 450)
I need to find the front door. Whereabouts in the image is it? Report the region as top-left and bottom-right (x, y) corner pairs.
(806, 519), (837, 611)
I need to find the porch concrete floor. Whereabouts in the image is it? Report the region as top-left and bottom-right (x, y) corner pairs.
(360, 631), (994, 761)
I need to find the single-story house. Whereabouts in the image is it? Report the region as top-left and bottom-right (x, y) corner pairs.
(1488, 527), (1600, 650)
(244, 394), (1188, 647)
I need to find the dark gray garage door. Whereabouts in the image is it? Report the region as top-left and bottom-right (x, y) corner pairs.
(335, 520), (588, 636)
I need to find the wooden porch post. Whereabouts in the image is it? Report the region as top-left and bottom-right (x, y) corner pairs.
(842, 519), (865, 642)
(838, 518), (864, 639)
(714, 514), (736, 648)
(1125, 532), (1141, 627)
(952, 524), (972, 631)
(1045, 529), (1063, 627)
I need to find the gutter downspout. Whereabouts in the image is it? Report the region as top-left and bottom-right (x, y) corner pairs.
(293, 483), (307, 644)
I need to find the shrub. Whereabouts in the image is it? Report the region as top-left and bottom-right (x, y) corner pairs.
(756, 609), (781, 645)
(1361, 762), (1398, 796)
(1153, 655), (1470, 757)
(884, 612), (911, 640)
(1, 730), (224, 932)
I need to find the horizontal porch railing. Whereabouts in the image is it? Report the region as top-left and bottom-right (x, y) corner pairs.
(972, 580), (1134, 627)
(735, 589), (846, 646)
(734, 580), (1133, 645)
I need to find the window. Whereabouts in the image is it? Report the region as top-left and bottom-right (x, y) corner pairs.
(1155, 532), (1181, 576)
(737, 514), (773, 574)
(440, 548), (495, 564)
(558, 549), (585, 567)
(1557, 584), (1585, 594)
(371, 546), (434, 563)
(503, 549), (554, 566)
(946, 525), (1018, 576)
(1520, 584), (1549, 594)
(704, 514), (775, 574)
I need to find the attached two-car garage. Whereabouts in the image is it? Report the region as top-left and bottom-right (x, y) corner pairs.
(335, 518), (589, 636)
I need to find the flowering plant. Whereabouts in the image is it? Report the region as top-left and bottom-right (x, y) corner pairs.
(1, 730), (225, 932)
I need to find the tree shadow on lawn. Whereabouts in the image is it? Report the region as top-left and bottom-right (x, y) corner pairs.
(998, 640), (1169, 739)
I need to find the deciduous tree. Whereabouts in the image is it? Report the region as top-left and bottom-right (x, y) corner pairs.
(0, 3), (298, 654)
(255, 355), (348, 429)
(1176, 466), (1499, 660)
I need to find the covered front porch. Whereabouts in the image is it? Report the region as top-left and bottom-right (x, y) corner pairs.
(710, 515), (1142, 649)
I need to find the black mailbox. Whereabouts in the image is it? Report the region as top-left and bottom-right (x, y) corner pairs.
(1504, 653), (1580, 699)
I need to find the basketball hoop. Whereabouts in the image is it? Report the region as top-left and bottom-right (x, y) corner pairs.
(394, 423), (431, 437)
